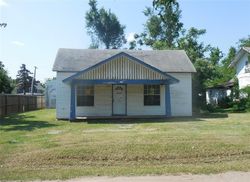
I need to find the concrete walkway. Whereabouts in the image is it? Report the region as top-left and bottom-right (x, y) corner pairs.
(40, 172), (250, 182)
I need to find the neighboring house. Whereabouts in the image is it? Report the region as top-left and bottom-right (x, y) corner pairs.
(230, 47), (250, 89)
(53, 49), (196, 120)
(16, 81), (45, 95)
(45, 79), (56, 108)
(35, 81), (45, 94)
(206, 79), (234, 105)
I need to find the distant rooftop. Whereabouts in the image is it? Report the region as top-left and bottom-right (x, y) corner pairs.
(230, 47), (250, 67)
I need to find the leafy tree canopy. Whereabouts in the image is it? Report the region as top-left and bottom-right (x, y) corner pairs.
(85, 0), (126, 49)
(0, 61), (14, 93)
(177, 27), (209, 63)
(238, 35), (250, 47)
(137, 0), (183, 49)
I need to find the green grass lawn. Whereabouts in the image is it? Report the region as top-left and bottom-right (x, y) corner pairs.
(1, 109), (250, 180)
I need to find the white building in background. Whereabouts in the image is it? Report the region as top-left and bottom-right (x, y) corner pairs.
(230, 47), (250, 89)
(45, 79), (56, 108)
(206, 79), (234, 105)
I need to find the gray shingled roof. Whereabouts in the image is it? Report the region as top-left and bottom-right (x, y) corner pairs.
(53, 48), (196, 73)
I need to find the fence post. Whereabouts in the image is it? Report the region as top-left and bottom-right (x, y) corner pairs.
(41, 96), (43, 108)
(26, 96), (28, 111)
(17, 96), (20, 112)
(4, 95), (8, 116)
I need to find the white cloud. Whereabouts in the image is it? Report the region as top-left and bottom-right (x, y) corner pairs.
(0, 0), (8, 6)
(126, 32), (135, 42)
(11, 41), (25, 47)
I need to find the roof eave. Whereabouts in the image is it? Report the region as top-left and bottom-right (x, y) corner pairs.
(229, 47), (250, 68)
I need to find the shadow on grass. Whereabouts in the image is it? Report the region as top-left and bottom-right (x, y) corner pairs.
(75, 113), (229, 124)
(0, 113), (57, 131)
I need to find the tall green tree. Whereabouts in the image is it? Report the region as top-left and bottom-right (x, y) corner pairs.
(0, 61), (13, 93)
(16, 64), (33, 95)
(217, 47), (236, 84)
(85, 0), (126, 49)
(138, 0), (183, 49)
(177, 27), (210, 63)
(137, 0), (212, 110)
(238, 35), (250, 47)
(209, 47), (223, 66)
(193, 58), (217, 108)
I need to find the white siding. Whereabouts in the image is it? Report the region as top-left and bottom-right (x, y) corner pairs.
(56, 72), (193, 118)
(169, 73), (192, 116)
(56, 72), (75, 119)
(236, 53), (250, 89)
(76, 85), (112, 116)
(206, 88), (230, 105)
(77, 84), (165, 116)
(77, 56), (167, 80)
(127, 85), (165, 115)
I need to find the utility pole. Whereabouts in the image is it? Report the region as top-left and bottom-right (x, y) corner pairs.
(31, 66), (37, 95)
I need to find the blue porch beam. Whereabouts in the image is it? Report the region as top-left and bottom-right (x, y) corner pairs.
(165, 84), (171, 117)
(72, 79), (169, 85)
(70, 83), (76, 121)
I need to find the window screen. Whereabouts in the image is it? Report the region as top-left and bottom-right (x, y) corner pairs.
(144, 85), (160, 106)
(77, 85), (94, 106)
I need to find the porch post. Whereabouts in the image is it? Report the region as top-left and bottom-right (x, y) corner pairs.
(70, 82), (76, 121)
(165, 84), (171, 117)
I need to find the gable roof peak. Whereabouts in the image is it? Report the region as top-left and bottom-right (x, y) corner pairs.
(53, 48), (196, 73)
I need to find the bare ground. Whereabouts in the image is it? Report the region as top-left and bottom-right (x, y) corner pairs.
(33, 172), (250, 182)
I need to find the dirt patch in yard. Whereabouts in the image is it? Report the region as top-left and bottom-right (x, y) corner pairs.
(33, 172), (250, 182)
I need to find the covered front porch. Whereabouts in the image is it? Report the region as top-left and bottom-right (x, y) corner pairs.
(68, 80), (172, 120)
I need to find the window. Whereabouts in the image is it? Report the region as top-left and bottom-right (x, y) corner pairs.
(144, 85), (160, 106)
(245, 56), (250, 73)
(77, 85), (94, 106)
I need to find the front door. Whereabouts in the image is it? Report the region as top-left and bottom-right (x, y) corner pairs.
(113, 85), (126, 115)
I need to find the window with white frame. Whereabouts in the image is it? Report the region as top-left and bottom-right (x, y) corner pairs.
(77, 85), (94, 106)
(144, 85), (160, 106)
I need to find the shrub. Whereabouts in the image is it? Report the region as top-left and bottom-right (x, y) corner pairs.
(205, 104), (217, 113)
(232, 99), (247, 112)
(218, 96), (232, 108)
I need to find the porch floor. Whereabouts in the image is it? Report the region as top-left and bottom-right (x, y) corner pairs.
(76, 115), (169, 120)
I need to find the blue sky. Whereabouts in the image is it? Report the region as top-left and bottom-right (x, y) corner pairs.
(0, 0), (249, 81)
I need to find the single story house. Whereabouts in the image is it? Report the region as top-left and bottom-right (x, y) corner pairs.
(53, 49), (196, 120)
(206, 79), (234, 105)
(230, 47), (250, 89)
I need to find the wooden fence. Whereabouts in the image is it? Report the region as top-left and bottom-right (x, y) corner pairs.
(0, 95), (45, 117)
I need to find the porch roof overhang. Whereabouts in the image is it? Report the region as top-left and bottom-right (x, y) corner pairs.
(69, 79), (172, 85)
(63, 52), (179, 85)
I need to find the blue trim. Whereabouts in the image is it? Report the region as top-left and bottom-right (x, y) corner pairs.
(125, 84), (127, 115)
(63, 52), (179, 84)
(165, 84), (171, 117)
(111, 84), (113, 115)
(70, 83), (76, 120)
(72, 79), (169, 85)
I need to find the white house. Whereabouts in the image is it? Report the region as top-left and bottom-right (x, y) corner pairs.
(45, 78), (56, 108)
(230, 47), (250, 89)
(53, 49), (196, 120)
(206, 79), (234, 105)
